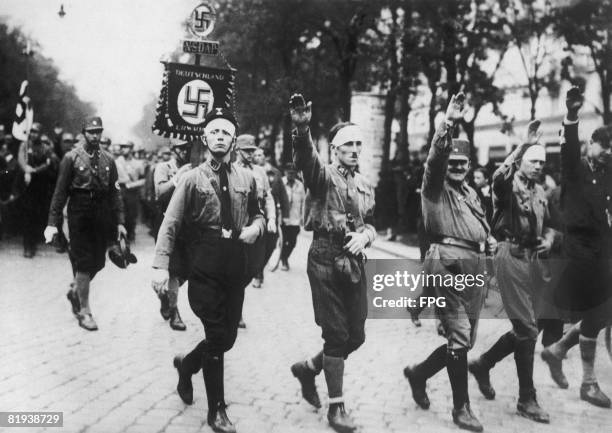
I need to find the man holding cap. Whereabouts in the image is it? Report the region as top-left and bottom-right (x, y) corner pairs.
(45, 116), (126, 331)
(403, 93), (494, 432)
(152, 108), (264, 433)
(151, 138), (193, 331)
(469, 120), (553, 423)
(288, 94), (376, 433)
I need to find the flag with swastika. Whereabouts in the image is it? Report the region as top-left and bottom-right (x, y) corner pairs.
(12, 80), (34, 142)
(152, 62), (236, 140)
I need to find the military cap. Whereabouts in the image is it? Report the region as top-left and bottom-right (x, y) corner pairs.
(108, 235), (137, 269)
(236, 134), (258, 150)
(449, 139), (470, 159)
(119, 141), (134, 148)
(283, 162), (297, 171)
(203, 107), (237, 128)
(30, 122), (43, 133)
(100, 136), (111, 145)
(82, 116), (103, 132)
(159, 146), (171, 155)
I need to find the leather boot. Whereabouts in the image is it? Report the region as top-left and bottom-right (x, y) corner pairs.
(173, 355), (193, 405)
(203, 354), (236, 433)
(448, 349), (483, 432)
(517, 388), (550, 423)
(580, 382), (611, 408)
(290, 360), (322, 408)
(540, 323), (579, 389)
(469, 331), (516, 400)
(403, 344), (446, 409)
(77, 312), (98, 331)
(207, 402), (236, 433)
(452, 403), (483, 432)
(158, 292), (171, 320)
(327, 403), (356, 433)
(323, 355), (356, 433)
(169, 308), (186, 331)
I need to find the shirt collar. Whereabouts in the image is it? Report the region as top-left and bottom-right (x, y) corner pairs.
(208, 158), (231, 173)
(335, 163), (355, 178)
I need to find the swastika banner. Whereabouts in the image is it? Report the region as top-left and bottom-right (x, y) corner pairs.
(152, 62), (235, 140)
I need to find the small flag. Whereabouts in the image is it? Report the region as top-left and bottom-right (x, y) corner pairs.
(12, 80), (34, 142)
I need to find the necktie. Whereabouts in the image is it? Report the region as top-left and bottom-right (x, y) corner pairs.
(219, 163), (233, 231)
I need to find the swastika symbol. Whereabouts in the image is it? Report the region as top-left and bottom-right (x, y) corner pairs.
(177, 80), (215, 125)
(189, 3), (216, 38)
(194, 11), (210, 31)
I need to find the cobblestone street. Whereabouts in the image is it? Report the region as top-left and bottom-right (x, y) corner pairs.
(1, 229), (611, 433)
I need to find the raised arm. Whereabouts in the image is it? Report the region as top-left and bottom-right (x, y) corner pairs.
(560, 86), (584, 181)
(289, 93), (330, 196)
(422, 93), (468, 200)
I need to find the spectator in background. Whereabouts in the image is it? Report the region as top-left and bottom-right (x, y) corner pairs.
(100, 136), (111, 152)
(17, 122), (59, 257)
(472, 167), (493, 224)
(115, 141), (145, 242)
(280, 163), (305, 270)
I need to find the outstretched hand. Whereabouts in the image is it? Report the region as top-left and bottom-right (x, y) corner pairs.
(566, 86), (583, 120)
(445, 92), (469, 123)
(526, 119), (543, 145)
(289, 93), (312, 133)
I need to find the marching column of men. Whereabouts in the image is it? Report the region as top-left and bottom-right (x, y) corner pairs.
(11, 86), (611, 433)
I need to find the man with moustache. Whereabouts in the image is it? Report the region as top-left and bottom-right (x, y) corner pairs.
(540, 87), (612, 408)
(288, 94), (376, 433)
(403, 93), (495, 432)
(152, 108), (264, 433)
(469, 120), (553, 423)
(152, 139), (193, 331)
(45, 116), (126, 331)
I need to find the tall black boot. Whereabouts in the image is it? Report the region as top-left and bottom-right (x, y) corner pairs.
(448, 348), (483, 432)
(323, 355), (356, 433)
(540, 322), (580, 389)
(515, 339), (549, 423)
(468, 331), (516, 400)
(404, 344), (447, 409)
(203, 353), (235, 433)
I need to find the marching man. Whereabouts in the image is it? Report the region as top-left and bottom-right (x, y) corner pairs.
(288, 94), (376, 433)
(403, 93), (494, 432)
(152, 108), (264, 433)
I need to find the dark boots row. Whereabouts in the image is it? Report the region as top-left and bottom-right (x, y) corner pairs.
(291, 351), (357, 433)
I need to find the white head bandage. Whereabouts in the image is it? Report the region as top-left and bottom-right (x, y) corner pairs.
(522, 144), (546, 161)
(204, 118), (236, 137)
(331, 125), (364, 147)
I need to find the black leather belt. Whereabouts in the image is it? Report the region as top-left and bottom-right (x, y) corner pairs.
(70, 189), (108, 200)
(431, 234), (485, 253)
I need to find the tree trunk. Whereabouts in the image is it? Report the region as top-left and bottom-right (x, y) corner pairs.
(339, 65), (352, 121)
(602, 78), (611, 124)
(382, 89), (396, 171)
(397, 82), (410, 163)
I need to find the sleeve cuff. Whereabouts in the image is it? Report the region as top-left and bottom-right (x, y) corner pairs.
(152, 255), (169, 270)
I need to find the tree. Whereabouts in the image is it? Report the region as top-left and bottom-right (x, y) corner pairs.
(0, 21), (94, 134)
(500, 0), (560, 120)
(555, 0), (612, 123)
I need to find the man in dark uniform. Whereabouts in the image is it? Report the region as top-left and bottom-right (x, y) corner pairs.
(152, 108), (264, 433)
(288, 94), (376, 433)
(152, 138), (193, 331)
(468, 120), (553, 423)
(45, 116), (126, 331)
(540, 87), (612, 408)
(18, 122), (58, 258)
(403, 93), (495, 432)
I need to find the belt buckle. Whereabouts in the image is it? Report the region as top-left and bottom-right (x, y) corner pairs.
(221, 228), (232, 239)
(479, 241), (485, 253)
